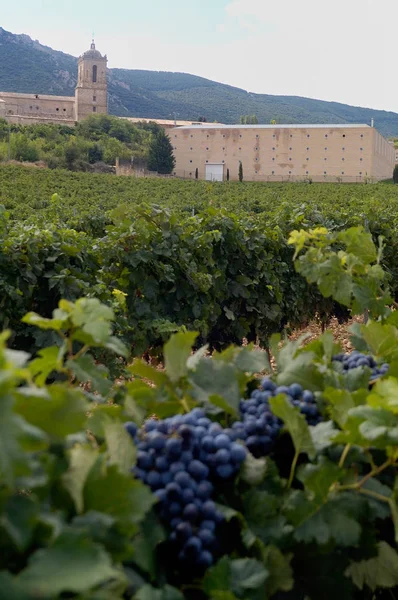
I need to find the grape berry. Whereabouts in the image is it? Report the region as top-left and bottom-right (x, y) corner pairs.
(125, 408), (247, 568)
(332, 351), (389, 381)
(125, 351), (387, 570)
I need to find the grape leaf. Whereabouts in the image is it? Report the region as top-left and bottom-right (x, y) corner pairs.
(62, 445), (98, 514)
(203, 557), (268, 598)
(104, 421), (137, 474)
(14, 384), (88, 441)
(135, 584), (184, 600)
(345, 542), (398, 591)
(368, 378), (398, 414)
(0, 495), (39, 551)
(310, 420), (337, 451)
(270, 395), (315, 459)
(0, 572), (29, 600)
(360, 321), (398, 361)
(286, 491), (362, 547)
(16, 531), (124, 597)
(189, 358), (240, 416)
(262, 546), (294, 596)
(241, 453), (267, 486)
(164, 331), (198, 382)
(132, 513), (166, 578)
(67, 354), (113, 396)
(84, 464), (155, 528)
(29, 346), (65, 386)
(0, 396), (47, 487)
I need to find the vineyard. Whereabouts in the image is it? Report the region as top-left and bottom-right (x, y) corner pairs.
(2, 164), (398, 359)
(2, 225), (398, 599)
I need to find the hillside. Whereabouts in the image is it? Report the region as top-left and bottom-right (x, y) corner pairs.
(1, 27), (398, 137)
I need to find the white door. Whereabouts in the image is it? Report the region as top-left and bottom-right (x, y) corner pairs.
(205, 163), (224, 182)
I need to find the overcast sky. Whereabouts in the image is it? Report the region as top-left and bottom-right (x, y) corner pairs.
(2, 0), (397, 112)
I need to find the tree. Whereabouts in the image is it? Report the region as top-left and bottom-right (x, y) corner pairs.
(227, 168), (230, 182)
(148, 130), (176, 174)
(393, 164), (398, 184)
(239, 161), (243, 182)
(240, 115), (258, 125)
(88, 143), (104, 164)
(195, 167), (199, 180)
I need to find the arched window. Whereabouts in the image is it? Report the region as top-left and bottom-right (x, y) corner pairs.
(92, 65), (97, 83)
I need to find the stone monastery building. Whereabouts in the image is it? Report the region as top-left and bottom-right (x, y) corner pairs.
(0, 40), (394, 182)
(170, 123), (395, 183)
(0, 41), (108, 126)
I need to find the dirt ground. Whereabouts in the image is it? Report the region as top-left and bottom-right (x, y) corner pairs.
(288, 316), (363, 352)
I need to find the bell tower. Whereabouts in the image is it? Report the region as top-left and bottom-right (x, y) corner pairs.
(75, 40), (108, 122)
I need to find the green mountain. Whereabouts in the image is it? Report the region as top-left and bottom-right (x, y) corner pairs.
(1, 26), (398, 137)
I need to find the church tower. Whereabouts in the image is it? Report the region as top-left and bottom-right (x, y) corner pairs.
(75, 41), (108, 122)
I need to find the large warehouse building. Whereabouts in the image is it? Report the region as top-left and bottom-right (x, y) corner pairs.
(170, 124), (395, 183)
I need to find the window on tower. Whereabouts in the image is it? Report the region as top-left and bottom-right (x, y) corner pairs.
(93, 106), (97, 113)
(92, 65), (97, 83)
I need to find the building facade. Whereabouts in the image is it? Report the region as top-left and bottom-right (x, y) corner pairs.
(170, 124), (395, 183)
(0, 42), (107, 126)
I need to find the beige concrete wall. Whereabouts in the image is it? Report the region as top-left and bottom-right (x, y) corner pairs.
(371, 128), (395, 179)
(0, 91), (76, 125)
(170, 125), (394, 182)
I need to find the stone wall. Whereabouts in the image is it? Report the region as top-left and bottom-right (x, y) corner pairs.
(170, 124), (395, 182)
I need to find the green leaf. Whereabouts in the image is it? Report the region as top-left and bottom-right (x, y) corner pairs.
(230, 346), (269, 374)
(164, 331), (198, 382)
(189, 358), (240, 416)
(29, 346), (65, 386)
(203, 557), (268, 598)
(241, 452), (267, 486)
(242, 489), (292, 546)
(0, 495), (39, 551)
(270, 395), (315, 459)
(135, 584), (184, 600)
(345, 542), (398, 591)
(297, 457), (341, 504)
(286, 491), (362, 547)
(87, 404), (124, 438)
(16, 531), (124, 597)
(67, 354), (113, 396)
(104, 421), (137, 474)
(84, 464), (155, 528)
(0, 396), (47, 487)
(62, 445), (98, 514)
(15, 384), (88, 442)
(368, 377), (398, 414)
(360, 321), (398, 361)
(310, 420), (337, 452)
(262, 546), (294, 596)
(323, 388), (366, 428)
(345, 405), (398, 449)
(338, 227), (377, 264)
(0, 572), (30, 600)
(21, 311), (68, 331)
(105, 336), (129, 358)
(129, 360), (169, 386)
(276, 350), (323, 392)
(132, 513), (166, 578)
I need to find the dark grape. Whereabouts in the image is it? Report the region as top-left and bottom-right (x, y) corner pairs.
(332, 352), (389, 382)
(129, 409), (244, 570)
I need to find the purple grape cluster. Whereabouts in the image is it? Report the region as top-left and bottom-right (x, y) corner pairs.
(232, 379), (321, 458)
(333, 351), (389, 381)
(124, 408), (247, 568)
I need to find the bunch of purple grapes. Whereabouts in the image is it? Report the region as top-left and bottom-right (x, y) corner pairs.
(231, 378), (321, 458)
(332, 351), (389, 381)
(124, 408), (247, 568)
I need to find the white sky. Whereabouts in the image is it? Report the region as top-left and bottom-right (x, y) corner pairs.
(1, 0), (397, 112)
